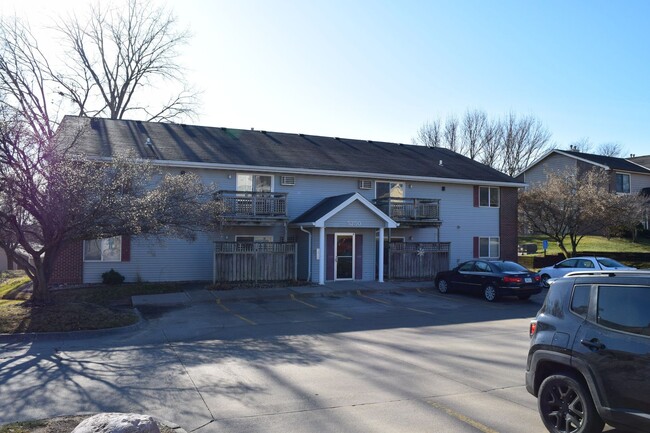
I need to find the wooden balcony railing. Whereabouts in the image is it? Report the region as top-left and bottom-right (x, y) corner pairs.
(215, 190), (288, 220)
(373, 197), (441, 225)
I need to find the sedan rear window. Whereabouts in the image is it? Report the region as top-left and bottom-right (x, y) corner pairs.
(492, 261), (527, 272)
(597, 258), (626, 268)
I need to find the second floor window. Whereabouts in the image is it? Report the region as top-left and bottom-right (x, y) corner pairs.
(616, 173), (630, 194)
(237, 174), (272, 193)
(376, 181), (404, 199)
(479, 186), (500, 207)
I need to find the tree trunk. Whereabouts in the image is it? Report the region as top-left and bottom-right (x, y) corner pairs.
(30, 256), (53, 305)
(557, 241), (571, 258)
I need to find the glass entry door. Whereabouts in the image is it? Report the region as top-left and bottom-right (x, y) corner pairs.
(335, 234), (354, 280)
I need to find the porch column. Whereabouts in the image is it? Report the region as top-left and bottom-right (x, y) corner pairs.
(378, 227), (385, 283)
(319, 226), (325, 285)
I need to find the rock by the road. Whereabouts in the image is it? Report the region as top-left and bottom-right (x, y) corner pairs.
(72, 413), (160, 433)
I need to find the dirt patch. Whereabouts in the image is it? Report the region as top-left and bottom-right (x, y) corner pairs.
(0, 415), (177, 433)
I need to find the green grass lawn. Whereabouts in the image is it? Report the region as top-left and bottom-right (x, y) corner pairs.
(519, 235), (650, 255)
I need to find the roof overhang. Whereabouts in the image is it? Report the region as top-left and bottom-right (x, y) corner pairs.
(89, 156), (526, 188)
(290, 193), (398, 229)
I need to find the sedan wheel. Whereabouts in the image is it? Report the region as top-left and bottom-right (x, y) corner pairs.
(483, 284), (498, 302)
(437, 279), (449, 294)
(538, 374), (604, 433)
(541, 274), (551, 288)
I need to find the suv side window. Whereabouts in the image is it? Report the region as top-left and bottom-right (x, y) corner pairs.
(570, 284), (591, 318)
(597, 285), (650, 336)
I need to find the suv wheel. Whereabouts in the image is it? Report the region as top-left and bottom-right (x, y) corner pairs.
(437, 279), (449, 294)
(483, 284), (498, 302)
(538, 373), (604, 433)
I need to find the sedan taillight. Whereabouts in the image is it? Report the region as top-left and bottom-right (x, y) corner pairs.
(529, 320), (537, 337)
(503, 276), (523, 283)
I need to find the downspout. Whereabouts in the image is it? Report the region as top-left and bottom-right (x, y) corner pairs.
(300, 226), (312, 282)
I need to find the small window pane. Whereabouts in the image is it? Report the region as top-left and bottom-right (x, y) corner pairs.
(571, 284), (591, 317)
(479, 187), (489, 206)
(489, 187), (500, 207)
(490, 237), (500, 258)
(256, 175), (272, 192)
(598, 285), (650, 335)
(616, 174), (630, 194)
(479, 238), (489, 257)
(84, 240), (102, 261)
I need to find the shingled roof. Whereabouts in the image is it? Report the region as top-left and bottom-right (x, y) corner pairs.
(557, 150), (650, 174)
(58, 116), (522, 184)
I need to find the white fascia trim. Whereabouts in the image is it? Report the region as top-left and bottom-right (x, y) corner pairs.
(122, 158), (526, 188)
(312, 193), (398, 228)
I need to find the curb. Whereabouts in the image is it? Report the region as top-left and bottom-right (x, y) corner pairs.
(0, 308), (146, 344)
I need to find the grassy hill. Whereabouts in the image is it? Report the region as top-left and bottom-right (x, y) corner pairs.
(519, 235), (650, 255)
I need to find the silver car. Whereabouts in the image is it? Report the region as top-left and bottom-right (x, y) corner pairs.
(539, 256), (636, 287)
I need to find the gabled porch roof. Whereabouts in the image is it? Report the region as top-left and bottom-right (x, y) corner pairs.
(290, 193), (398, 228)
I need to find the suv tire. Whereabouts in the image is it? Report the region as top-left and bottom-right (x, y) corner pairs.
(538, 373), (604, 433)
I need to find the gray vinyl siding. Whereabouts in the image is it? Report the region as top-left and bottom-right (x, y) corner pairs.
(523, 154), (578, 188)
(83, 233), (215, 283)
(629, 172), (650, 194)
(81, 166), (505, 283)
(324, 201), (385, 227)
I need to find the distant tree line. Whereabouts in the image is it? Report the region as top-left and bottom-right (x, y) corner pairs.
(413, 110), (628, 176)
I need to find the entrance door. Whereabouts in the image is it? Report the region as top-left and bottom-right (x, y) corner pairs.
(335, 234), (354, 280)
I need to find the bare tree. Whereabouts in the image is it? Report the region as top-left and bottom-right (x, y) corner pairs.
(500, 113), (551, 177)
(413, 119), (442, 148)
(0, 115), (220, 304)
(53, 0), (198, 121)
(413, 112), (551, 176)
(443, 115), (459, 153)
(479, 119), (503, 168)
(460, 109), (487, 160)
(0, 2), (211, 304)
(519, 168), (644, 257)
(596, 142), (624, 157)
(567, 137), (593, 153)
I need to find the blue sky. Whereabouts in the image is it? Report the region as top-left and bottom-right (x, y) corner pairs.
(4, 0), (650, 156)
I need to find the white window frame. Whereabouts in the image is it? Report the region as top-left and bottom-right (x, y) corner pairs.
(84, 236), (122, 262)
(376, 181), (405, 199)
(479, 186), (500, 208)
(236, 173), (274, 192)
(478, 236), (500, 259)
(615, 173), (631, 194)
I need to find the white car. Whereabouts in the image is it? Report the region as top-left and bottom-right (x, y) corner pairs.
(539, 256), (636, 287)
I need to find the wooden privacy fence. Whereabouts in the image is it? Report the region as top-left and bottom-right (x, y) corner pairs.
(387, 242), (450, 279)
(214, 242), (297, 283)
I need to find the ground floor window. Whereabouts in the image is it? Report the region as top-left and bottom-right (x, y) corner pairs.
(84, 236), (122, 262)
(479, 237), (500, 258)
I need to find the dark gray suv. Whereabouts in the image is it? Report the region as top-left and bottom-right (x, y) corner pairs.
(526, 270), (650, 433)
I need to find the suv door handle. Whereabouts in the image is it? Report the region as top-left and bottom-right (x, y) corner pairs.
(581, 338), (606, 351)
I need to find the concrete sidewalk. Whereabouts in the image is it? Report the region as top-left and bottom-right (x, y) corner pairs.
(132, 280), (433, 307)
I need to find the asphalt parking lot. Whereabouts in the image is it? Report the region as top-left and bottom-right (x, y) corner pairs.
(0, 285), (627, 432)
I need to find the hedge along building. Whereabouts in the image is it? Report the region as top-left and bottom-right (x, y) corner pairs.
(50, 116), (525, 285)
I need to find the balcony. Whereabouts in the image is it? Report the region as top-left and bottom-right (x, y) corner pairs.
(215, 190), (288, 225)
(373, 197), (442, 227)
